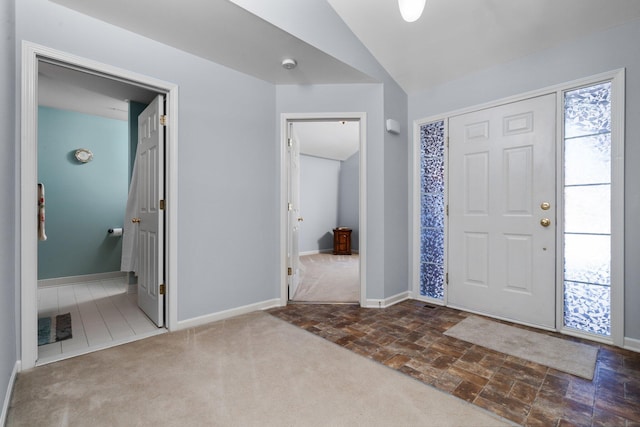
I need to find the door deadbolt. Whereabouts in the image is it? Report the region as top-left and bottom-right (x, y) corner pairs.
(540, 202), (551, 210)
(540, 218), (551, 227)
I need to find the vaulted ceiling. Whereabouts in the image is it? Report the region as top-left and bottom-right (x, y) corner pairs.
(50, 0), (640, 94)
(41, 0), (640, 157)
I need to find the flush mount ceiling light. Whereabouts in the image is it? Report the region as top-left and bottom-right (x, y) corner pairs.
(398, 0), (426, 22)
(282, 58), (297, 70)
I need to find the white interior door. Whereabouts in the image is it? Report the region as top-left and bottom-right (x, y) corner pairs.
(287, 122), (302, 299)
(136, 95), (165, 326)
(448, 94), (556, 328)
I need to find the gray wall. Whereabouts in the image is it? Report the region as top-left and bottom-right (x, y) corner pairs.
(241, 0), (410, 300)
(16, 0), (278, 321)
(299, 153), (360, 254)
(0, 0), (16, 420)
(338, 152), (359, 251)
(409, 18), (640, 341)
(299, 154), (340, 253)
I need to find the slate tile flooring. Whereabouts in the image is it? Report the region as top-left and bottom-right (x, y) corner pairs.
(268, 300), (640, 426)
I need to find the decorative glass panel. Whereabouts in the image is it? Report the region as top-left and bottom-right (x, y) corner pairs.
(563, 81), (612, 336)
(564, 185), (610, 234)
(564, 281), (610, 336)
(564, 234), (610, 286)
(564, 134), (611, 186)
(420, 120), (445, 300)
(564, 82), (611, 139)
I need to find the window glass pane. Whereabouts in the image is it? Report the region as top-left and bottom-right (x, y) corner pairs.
(564, 185), (610, 234)
(564, 82), (611, 139)
(564, 281), (610, 336)
(421, 262), (444, 300)
(564, 234), (610, 286)
(421, 193), (444, 229)
(420, 120), (445, 300)
(564, 134), (611, 186)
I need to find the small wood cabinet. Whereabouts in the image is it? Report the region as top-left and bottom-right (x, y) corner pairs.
(333, 227), (352, 255)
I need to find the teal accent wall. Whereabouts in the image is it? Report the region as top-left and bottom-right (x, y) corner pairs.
(38, 106), (129, 279)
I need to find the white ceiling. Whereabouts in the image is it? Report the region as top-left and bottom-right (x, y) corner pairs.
(49, 0), (640, 96)
(293, 121), (360, 161)
(328, 0), (640, 93)
(42, 0), (640, 154)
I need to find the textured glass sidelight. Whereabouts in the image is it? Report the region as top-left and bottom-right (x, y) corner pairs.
(563, 82), (612, 336)
(420, 121), (445, 299)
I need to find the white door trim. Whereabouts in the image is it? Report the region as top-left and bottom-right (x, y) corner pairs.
(20, 42), (179, 369)
(411, 69), (625, 347)
(280, 112), (367, 307)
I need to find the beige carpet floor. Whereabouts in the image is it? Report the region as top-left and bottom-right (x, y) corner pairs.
(8, 312), (511, 426)
(444, 315), (599, 380)
(292, 253), (359, 303)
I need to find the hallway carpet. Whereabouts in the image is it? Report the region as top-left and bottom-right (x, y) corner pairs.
(7, 311), (509, 426)
(292, 253), (359, 303)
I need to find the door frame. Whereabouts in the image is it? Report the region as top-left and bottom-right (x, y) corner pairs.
(411, 69), (625, 347)
(20, 42), (179, 369)
(280, 112), (367, 307)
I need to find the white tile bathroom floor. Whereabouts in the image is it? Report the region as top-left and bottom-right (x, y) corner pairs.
(37, 276), (165, 365)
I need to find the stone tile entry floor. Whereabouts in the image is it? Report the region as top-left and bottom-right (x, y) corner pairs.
(269, 300), (640, 426)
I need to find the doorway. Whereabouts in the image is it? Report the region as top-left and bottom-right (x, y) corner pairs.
(21, 43), (179, 369)
(288, 120), (360, 303)
(280, 113), (367, 307)
(413, 70), (625, 346)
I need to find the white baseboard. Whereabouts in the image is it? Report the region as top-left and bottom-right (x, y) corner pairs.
(176, 298), (282, 330)
(38, 271), (127, 287)
(364, 291), (410, 309)
(624, 337), (640, 353)
(1, 361), (20, 427)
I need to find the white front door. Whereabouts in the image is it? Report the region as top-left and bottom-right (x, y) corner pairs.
(136, 95), (165, 327)
(448, 94), (556, 328)
(287, 122), (302, 299)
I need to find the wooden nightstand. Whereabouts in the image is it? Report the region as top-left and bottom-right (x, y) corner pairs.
(333, 228), (352, 255)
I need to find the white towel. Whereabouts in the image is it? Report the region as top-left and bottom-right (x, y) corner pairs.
(38, 183), (47, 241)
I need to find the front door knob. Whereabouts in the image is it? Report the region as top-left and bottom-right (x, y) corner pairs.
(131, 217), (141, 223)
(540, 218), (551, 227)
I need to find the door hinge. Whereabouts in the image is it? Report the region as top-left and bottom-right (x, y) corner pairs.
(287, 267), (292, 276)
(159, 199), (165, 210)
(446, 136), (449, 148)
(446, 205), (449, 216)
(287, 138), (293, 147)
(159, 284), (166, 295)
(287, 202), (292, 211)
(160, 115), (167, 126)
(445, 273), (449, 284)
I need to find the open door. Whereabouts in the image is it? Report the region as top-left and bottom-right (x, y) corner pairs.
(135, 95), (165, 326)
(287, 122), (302, 299)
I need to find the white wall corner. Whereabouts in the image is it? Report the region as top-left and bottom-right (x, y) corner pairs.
(175, 299), (282, 330)
(364, 291), (410, 308)
(1, 361), (20, 427)
(624, 337), (640, 353)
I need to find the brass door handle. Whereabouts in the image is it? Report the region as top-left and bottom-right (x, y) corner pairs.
(540, 218), (551, 227)
(131, 218), (141, 223)
(297, 217), (304, 222)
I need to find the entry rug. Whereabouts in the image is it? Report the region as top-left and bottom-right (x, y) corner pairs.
(444, 316), (598, 380)
(38, 313), (72, 346)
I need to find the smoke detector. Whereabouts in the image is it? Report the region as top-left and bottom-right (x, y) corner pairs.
(282, 58), (297, 70)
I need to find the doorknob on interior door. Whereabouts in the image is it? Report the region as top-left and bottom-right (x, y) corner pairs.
(540, 218), (551, 227)
(131, 217), (141, 223)
(297, 217), (304, 222)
